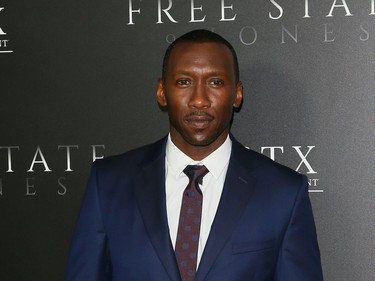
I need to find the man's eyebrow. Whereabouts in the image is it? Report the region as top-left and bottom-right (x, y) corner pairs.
(174, 70), (228, 77)
(209, 72), (226, 77)
(174, 70), (191, 75)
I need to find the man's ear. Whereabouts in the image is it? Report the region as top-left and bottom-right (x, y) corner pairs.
(156, 79), (167, 107)
(233, 81), (243, 109)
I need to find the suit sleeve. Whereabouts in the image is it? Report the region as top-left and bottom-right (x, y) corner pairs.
(275, 176), (324, 281)
(65, 163), (112, 281)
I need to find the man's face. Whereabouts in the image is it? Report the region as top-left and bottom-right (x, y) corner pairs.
(157, 42), (243, 157)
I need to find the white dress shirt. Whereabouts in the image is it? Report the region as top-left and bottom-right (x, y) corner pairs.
(165, 134), (232, 267)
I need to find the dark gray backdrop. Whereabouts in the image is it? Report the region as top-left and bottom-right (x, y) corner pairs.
(1, 0), (374, 280)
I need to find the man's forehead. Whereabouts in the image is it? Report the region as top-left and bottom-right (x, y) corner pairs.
(167, 42), (234, 66)
(170, 41), (231, 56)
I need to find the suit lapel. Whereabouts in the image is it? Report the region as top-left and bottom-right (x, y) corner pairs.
(195, 139), (256, 281)
(134, 138), (181, 281)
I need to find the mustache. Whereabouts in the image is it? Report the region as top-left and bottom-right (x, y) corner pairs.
(184, 110), (214, 119)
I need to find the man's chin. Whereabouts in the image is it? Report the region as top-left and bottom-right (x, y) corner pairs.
(185, 135), (215, 147)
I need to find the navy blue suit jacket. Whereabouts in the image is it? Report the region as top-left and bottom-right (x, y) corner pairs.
(66, 136), (323, 281)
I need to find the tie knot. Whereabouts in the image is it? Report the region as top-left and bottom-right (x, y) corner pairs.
(183, 165), (209, 185)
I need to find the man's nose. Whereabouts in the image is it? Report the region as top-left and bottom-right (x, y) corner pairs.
(188, 83), (210, 109)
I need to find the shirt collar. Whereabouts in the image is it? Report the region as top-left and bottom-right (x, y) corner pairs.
(166, 134), (232, 179)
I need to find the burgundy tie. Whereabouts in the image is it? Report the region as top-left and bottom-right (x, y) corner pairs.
(175, 165), (209, 281)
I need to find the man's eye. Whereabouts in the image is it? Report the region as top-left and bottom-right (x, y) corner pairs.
(210, 79), (224, 86)
(176, 79), (190, 86)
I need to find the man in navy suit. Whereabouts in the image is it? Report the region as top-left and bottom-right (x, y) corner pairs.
(66, 29), (323, 281)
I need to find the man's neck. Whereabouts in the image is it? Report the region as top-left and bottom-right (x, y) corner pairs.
(169, 132), (230, 161)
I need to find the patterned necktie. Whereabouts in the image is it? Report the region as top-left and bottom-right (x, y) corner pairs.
(175, 165), (209, 281)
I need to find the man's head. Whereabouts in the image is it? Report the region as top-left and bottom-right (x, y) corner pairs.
(162, 29), (240, 84)
(157, 29), (243, 160)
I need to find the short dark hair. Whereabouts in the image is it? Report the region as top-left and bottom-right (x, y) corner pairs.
(162, 29), (240, 83)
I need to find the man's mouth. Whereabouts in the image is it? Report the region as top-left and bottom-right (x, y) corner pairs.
(185, 112), (214, 129)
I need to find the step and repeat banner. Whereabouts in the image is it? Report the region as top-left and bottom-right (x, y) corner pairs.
(1, 1), (374, 280)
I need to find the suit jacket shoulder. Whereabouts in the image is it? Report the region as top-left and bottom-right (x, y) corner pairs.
(231, 137), (306, 188)
(94, 137), (167, 176)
